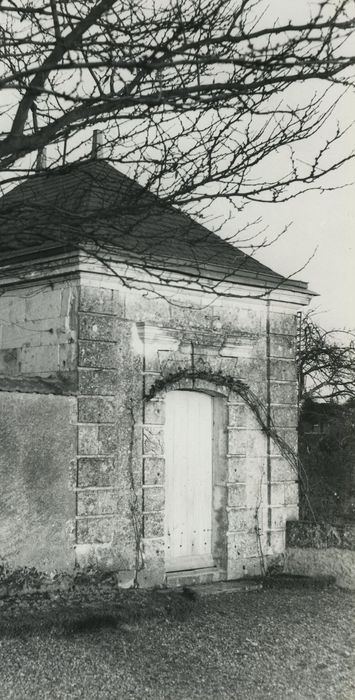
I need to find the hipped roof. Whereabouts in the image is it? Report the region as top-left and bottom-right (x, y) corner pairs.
(0, 159), (310, 293)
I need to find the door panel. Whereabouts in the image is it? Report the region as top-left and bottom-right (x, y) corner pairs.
(164, 391), (213, 572)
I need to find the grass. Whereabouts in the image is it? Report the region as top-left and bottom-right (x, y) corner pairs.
(0, 586), (353, 699)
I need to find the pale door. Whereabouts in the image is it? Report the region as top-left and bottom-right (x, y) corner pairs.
(164, 390), (213, 572)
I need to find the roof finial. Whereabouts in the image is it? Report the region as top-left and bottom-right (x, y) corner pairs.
(91, 129), (104, 159)
(35, 147), (47, 171)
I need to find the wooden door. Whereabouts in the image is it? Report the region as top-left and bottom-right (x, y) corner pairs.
(164, 390), (213, 572)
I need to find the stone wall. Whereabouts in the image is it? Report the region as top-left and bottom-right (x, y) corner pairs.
(0, 392), (76, 571)
(0, 281), (78, 390)
(73, 282), (300, 585)
(285, 521), (355, 589)
(0, 277), (301, 585)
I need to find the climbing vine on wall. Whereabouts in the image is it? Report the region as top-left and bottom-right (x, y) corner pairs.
(146, 368), (315, 522)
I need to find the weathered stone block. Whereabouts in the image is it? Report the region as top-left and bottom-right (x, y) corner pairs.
(139, 538), (165, 586)
(77, 457), (116, 487)
(270, 381), (298, 405)
(269, 529), (285, 554)
(98, 425), (118, 454)
(143, 486), (164, 512)
(270, 359), (297, 382)
(269, 312), (297, 336)
(143, 457), (165, 485)
(228, 429), (247, 456)
(25, 290), (62, 321)
(284, 481), (299, 505)
(228, 404), (261, 429)
(228, 484), (247, 508)
(9, 298), (26, 324)
(142, 427), (164, 456)
(271, 428), (298, 456)
(79, 313), (118, 342)
(78, 368), (118, 395)
(78, 396), (117, 423)
(58, 342), (77, 371)
(0, 348), (20, 375)
(21, 344), (60, 374)
(79, 286), (121, 316)
(270, 506), (286, 529)
(228, 508), (256, 532)
(228, 429), (266, 458)
(270, 406), (298, 428)
(143, 512), (164, 538)
(220, 306), (264, 334)
(228, 456), (264, 483)
(228, 531), (259, 558)
(144, 400), (165, 425)
(78, 340), (118, 369)
(285, 504), (299, 521)
(270, 483), (285, 506)
(78, 425), (99, 455)
(76, 516), (114, 544)
(77, 490), (118, 516)
(143, 373), (162, 396)
(75, 541), (134, 570)
(271, 457), (297, 482)
(0, 392), (76, 572)
(270, 334), (296, 359)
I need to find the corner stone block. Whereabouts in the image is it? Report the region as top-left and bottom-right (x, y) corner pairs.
(228, 484), (247, 508)
(228, 457), (266, 484)
(269, 529), (286, 554)
(270, 506), (286, 529)
(144, 400), (165, 425)
(98, 425), (118, 454)
(78, 368), (118, 395)
(143, 427), (164, 456)
(77, 490), (118, 516)
(77, 457), (116, 487)
(78, 396), (117, 423)
(285, 504), (299, 522)
(76, 516), (115, 544)
(143, 512), (164, 538)
(271, 457), (297, 482)
(228, 429), (247, 456)
(143, 457), (165, 485)
(269, 312), (297, 336)
(227, 457), (247, 483)
(271, 429), (298, 456)
(143, 486), (165, 512)
(142, 538), (165, 568)
(79, 313), (119, 342)
(270, 382), (298, 405)
(270, 359), (297, 382)
(78, 424), (99, 455)
(270, 406), (298, 428)
(269, 334), (296, 359)
(228, 531), (259, 558)
(228, 404), (246, 427)
(228, 508), (256, 532)
(270, 483), (285, 506)
(79, 286), (121, 316)
(284, 481), (299, 506)
(78, 340), (118, 369)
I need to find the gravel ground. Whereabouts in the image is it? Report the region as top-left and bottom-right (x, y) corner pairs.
(0, 585), (353, 700)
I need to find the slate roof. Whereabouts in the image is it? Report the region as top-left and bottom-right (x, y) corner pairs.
(0, 159), (309, 292)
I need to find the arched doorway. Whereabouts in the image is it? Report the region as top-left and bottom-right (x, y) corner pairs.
(164, 390), (214, 572)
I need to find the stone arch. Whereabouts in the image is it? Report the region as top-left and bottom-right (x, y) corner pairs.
(142, 369), (270, 581)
